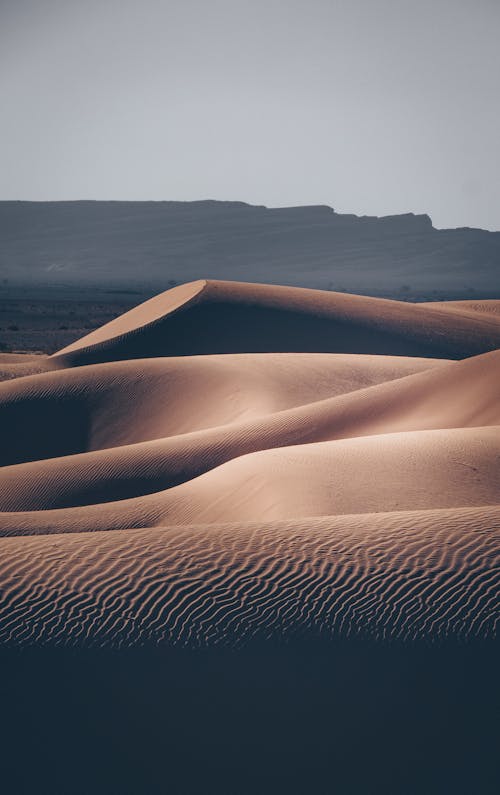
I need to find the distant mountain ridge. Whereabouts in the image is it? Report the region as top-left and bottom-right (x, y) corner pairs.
(0, 200), (498, 296)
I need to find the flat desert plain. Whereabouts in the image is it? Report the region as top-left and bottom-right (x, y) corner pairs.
(0, 279), (498, 646)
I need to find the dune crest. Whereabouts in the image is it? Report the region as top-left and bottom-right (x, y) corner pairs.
(0, 280), (498, 646)
(50, 280), (500, 365)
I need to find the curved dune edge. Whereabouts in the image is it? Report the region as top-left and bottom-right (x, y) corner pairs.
(0, 352), (450, 467)
(0, 349), (497, 511)
(55, 279), (207, 355)
(0, 426), (498, 535)
(0, 505), (498, 647)
(1, 280), (499, 646)
(50, 280), (500, 364)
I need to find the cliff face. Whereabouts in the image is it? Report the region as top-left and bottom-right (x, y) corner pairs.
(0, 200), (498, 295)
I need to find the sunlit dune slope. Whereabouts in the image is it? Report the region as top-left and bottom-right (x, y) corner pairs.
(0, 426), (498, 535)
(0, 506), (497, 645)
(0, 279), (499, 646)
(0, 353), (447, 467)
(421, 299), (500, 317)
(0, 348), (497, 511)
(53, 280), (500, 364)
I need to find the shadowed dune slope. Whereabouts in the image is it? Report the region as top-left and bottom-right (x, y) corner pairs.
(0, 353), (448, 467)
(0, 348), (497, 511)
(53, 280), (500, 364)
(0, 506), (498, 646)
(422, 299), (500, 317)
(0, 280), (499, 646)
(0, 426), (498, 535)
(0, 354), (55, 383)
(140, 427), (500, 525)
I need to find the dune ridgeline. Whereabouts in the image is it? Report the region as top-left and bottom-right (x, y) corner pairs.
(0, 279), (499, 647)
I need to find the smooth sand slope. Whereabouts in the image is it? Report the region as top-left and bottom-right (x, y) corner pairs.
(0, 280), (499, 646)
(421, 299), (500, 317)
(54, 280), (500, 363)
(1, 425), (497, 535)
(0, 348), (497, 511)
(0, 352), (450, 468)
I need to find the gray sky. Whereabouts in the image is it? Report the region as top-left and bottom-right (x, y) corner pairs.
(1, 0), (499, 229)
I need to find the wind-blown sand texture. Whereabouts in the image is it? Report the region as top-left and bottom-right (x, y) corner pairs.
(0, 280), (499, 647)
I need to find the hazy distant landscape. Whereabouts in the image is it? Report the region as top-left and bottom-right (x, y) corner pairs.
(1, 199), (498, 353)
(2, 200), (499, 293)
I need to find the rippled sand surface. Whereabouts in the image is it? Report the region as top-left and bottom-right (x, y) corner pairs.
(1, 280), (499, 647)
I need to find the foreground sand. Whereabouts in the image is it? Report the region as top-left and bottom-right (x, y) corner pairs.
(0, 280), (499, 646)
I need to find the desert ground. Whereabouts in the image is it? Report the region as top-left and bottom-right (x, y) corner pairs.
(1, 279), (499, 793)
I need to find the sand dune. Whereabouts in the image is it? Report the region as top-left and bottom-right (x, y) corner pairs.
(54, 280), (500, 364)
(0, 506), (497, 646)
(0, 352), (448, 467)
(0, 280), (498, 646)
(142, 427), (500, 524)
(1, 426), (496, 537)
(0, 348), (497, 511)
(0, 353), (54, 383)
(421, 299), (500, 317)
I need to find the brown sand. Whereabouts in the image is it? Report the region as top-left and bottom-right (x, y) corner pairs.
(0, 281), (498, 646)
(421, 299), (500, 317)
(53, 280), (500, 363)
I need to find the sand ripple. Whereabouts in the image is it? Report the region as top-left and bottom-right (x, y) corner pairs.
(0, 507), (497, 647)
(0, 281), (498, 646)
